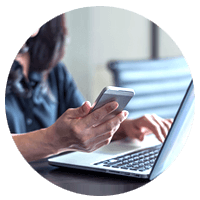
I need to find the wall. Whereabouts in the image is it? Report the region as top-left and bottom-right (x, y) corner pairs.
(62, 7), (182, 103)
(159, 28), (182, 58)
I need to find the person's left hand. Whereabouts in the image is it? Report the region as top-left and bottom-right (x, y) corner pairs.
(113, 114), (173, 143)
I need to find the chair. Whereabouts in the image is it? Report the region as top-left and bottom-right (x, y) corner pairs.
(108, 57), (192, 119)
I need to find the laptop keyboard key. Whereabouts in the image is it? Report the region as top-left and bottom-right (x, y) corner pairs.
(145, 165), (151, 169)
(138, 167), (146, 171)
(129, 167), (137, 171)
(121, 167), (128, 169)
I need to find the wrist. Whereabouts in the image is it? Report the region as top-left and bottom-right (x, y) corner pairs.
(43, 124), (72, 156)
(42, 126), (59, 157)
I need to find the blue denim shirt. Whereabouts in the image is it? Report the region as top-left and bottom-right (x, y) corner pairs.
(5, 62), (85, 133)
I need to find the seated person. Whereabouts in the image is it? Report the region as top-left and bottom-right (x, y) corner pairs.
(6, 14), (172, 162)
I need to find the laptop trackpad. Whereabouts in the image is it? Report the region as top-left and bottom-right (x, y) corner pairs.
(95, 133), (161, 155)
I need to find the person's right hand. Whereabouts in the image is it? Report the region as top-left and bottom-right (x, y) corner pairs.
(45, 101), (128, 155)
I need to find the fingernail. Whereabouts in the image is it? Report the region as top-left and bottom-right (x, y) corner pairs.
(81, 101), (91, 113)
(86, 101), (91, 107)
(124, 110), (129, 118)
(82, 101), (91, 107)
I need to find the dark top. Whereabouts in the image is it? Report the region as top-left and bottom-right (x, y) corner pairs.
(5, 61), (85, 133)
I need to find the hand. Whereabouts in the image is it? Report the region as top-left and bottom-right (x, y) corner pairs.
(46, 101), (129, 154)
(113, 114), (173, 143)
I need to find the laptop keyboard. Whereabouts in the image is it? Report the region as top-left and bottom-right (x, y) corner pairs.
(94, 144), (162, 172)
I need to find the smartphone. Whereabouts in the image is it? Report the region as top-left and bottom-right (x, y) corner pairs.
(90, 86), (135, 123)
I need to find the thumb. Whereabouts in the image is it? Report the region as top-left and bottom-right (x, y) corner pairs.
(67, 101), (91, 118)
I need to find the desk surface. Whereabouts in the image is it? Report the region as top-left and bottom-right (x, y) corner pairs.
(29, 157), (149, 196)
(29, 136), (161, 196)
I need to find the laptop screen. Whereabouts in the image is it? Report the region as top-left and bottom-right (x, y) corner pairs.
(149, 80), (195, 180)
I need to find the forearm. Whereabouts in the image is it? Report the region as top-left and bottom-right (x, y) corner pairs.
(12, 128), (56, 162)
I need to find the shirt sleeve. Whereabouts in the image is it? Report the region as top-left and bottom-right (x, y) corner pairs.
(48, 62), (85, 118)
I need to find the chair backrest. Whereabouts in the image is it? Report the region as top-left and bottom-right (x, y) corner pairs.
(108, 57), (192, 119)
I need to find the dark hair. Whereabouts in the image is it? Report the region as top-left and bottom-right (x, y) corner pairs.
(6, 14), (66, 98)
(27, 14), (66, 72)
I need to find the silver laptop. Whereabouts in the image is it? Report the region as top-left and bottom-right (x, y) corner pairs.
(48, 80), (195, 180)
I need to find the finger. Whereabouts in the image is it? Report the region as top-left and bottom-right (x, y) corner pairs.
(151, 114), (169, 138)
(167, 118), (174, 124)
(129, 128), (145, 141)
(91, 111), (128, 138)
(139, 133), (145, 141)
(140, 114), (164, 143)
(80, 101), (119, 129)
(134, 128), (149, 141)
(162, 118), (173, 131)
(91, 102), (95, 109)
(67, 101), (91, 118)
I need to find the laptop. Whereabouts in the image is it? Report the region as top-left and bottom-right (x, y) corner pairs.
(48, 80), (195, 180)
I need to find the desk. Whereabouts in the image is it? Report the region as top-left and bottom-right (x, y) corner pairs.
(29, 157), (149, 196)
(29, 135), (158, 196)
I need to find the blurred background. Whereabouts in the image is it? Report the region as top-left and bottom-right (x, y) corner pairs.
(61, 7), (191, 119)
